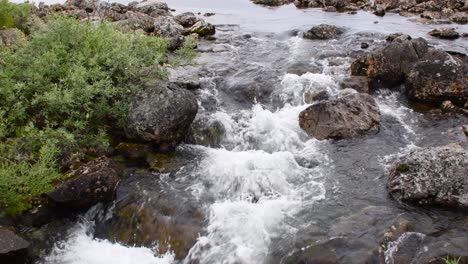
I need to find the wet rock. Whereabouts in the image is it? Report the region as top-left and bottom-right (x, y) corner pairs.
(405, 49), (467, 104)
(451, 12), (468, 24)
(0, 227), (32, 264)
(303, 89), (329, 103)
(48, 156), (121, 209)
(125, 82), (198, 148)
(387, 144), (468, 208)
(284, 206), (398, 264)
(175, 12), (199, 27)
(153, 16), (185, 50)
(352, 38), (429, 88)
(102, 175), (205, 260)
(340, 76), (369, 93)
(361, 42), (369, 49)
(374, 6), (386, 16)
(299, 93), (380, 140)
(251, 0), (293, 6)
(115, 142), (151, 160)
(287, 60), (322, 75)
(189, 20), (216, 37)
(428, 28), (461, 39)
(421, 11), (442, 20)
(168, 66), (201, 90)
(303, 24), (344, 40)
(385, 32), (412, 42)
(186, 117), (225, 147)
(338, 88), (358, 97)
(145, 151), (192, 173)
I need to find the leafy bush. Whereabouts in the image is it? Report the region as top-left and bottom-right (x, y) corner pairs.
(0, 0), (32, 31)
(0, 16), (196, 215)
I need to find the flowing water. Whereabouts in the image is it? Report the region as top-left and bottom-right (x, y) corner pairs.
(36, 0), (468, 263)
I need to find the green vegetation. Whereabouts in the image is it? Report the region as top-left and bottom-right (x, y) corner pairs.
(396, 164), (410, 173)
(444, 256), (461, 264)
(0, 16), (196, 215)
(0, 0), (32, 31)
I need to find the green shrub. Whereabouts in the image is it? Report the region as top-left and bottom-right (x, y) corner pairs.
(0, 0), (32, 31)
(0, 16), (196, 215)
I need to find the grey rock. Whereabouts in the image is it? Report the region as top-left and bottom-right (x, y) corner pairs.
(175, 12), (199, 27)
(340, 76), (369, 93)
(303, 24), (344, 40)
(189, 20), (216, 37)
(429, 28), (461, 39)
(387, 144), (468, 208)
(169, 66), (201, 90)
(134, 0), (169, 15)
(153, 15), (185, 50)
(0, 227), (31, 264)
(125, 82), (198, 148)
(303, 89), (329, 103)
(299, 93), (380, 140)
(48, 156), (121, 209)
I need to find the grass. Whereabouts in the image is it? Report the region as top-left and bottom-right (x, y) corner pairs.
(444, 256), (461, 264)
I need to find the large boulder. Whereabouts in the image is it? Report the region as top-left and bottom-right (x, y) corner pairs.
(299, 93), (380, 140)
(405, 50), (468, 104)
(0, 227), (32, 264)
(175, 12), (199, 28)
(48, 156), (121, 209)
(387, 144), (468, 208)
(351, 38), (429, 89)
(125, 82), (198, 148)
(428, 28), (461, 39)
(303, 24), (344, 40)
(133, 0), (169, 16)
(153, 16), (185, 50)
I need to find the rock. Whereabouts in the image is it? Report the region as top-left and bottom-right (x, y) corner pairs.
(340, 76), (369, 93)
(353, 38), (429, 89)
(188, 20), (216, 37)
(125, 82), (198, 148)
(168, 66), (201, 90)
(251, 0), (292, 6)
(405, 49), (467, 104)
(115, 142), (151, 160)
(186, 117), (226, 147)
(338, 88), (358, 97)
(420, 11), (442, 20)
(287, 60), (322, 75)
(451, 12), (468, 24)
(361, 42), (369, 49)
(0, 227), (32, 264)
(303, 89), (329, 103)
(118, 11), (155, 33)
(322, 5), (338, 12)
(303, 24), (344, 40)
(387, 144), (468, 208)
(374, 6), (386, 16)
(385, 32), (412, 42)
(299, 93), (380, 140)
(100, 174), (205, 260)
(441, 100), (458, 113)
(48, 157), (121, 209)
(175, 12), (199, 27)
(153, 16), (185, 50)
(428, 28), (461, 39)
(0, 28), (26, 47)
(133, 0), (169, 16)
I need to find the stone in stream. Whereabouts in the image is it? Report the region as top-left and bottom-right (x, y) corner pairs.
(387, 144), (468, 208)
(186, 117), (226, 147)
(188, 20), (216, 37)
(125, 81), (198, 149)
(175, 12), (199, 27)
(303, 24), (344, 40)
(339, 76), (369, 93)
(48, 156), (121, 209)
(0, 227), (32, 264)
(428, 28), (461, 39)
(299, 93), (380, 140)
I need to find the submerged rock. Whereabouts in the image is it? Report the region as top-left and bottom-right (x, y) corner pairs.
(299, 93), (380, 140)
(125, 82), (198, 149)
(387, 144), (468, 208)
(0, 227), (32, 264)
(48, 157), (121, 209)
(428, 28), (461, 39)
(303, 24), (344, 40)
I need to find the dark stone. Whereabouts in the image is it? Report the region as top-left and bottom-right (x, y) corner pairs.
(374, 6), (386, 16)
(175, 12), (199, 28)
(385, 33), (412, 42)
(299, 93), (380, 140)
(251, 0), (293, 6)
(186, 117), (225, 147)
(340, 76), (369, 93)
(361, 42), (369, 49)
(125, 82), (198, 148)
(303, 89), (330, 103)
(387, 144), (468, 208)
(429, 28), (461, 39)
(0, 227), (32, 264)
(189, 20), (216, 37)
(303, 24), (344, 40)
(48, 157), (121, 209)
